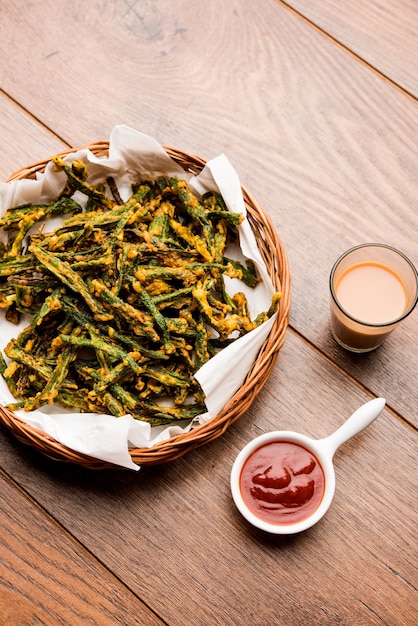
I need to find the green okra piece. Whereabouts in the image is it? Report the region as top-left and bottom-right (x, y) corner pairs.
(39, 227), (87, 253)
(0, 255), (36, 277)
(194, 317), (211, 369)
(206, 210), (243, 225)
(69, 248), (115, 271)
(201, 190), (228, 211)
(91, 362), (137, 394)
(50, 241), (112, 262)
(11, 325), (37, 350)
(112, 331), (170, 361)
(30, 288), (63, 328)
(96, 348), (111, 377)
(55, 389), (95, 412)
(223, 257), (260, 288)
(53, 156), (115, 209)
(23, 333), (80, 411)
(202, 190), (243, 226)
(0, 203), (39, 229)
(61, 329), (144, 375)
(168, 177), (217, 256)
(111, 383), (138, 411)
(13, 285), (39, 315)
(144, 364), (191, 388)
(136, 399), (206, 422)
(57, 159), (90, 199)
(4, 344), (53, 381)
(152, 287), (194, 310)
(0, 352), (19, 397)
(3, 199), (84, 257)
(114, 245), (128, 296)
(59, 292), (98, 329)
(91, 279), (160, 342)
(251, 291), (281, 324)
(136, 285), (173, 354)
(133, 265), (200, 283)
(106, 176), (124, 205)
(6, 215), (38, 258)
(168, 218), (213, 262)
(213, 222), (228, 263)
(168, 177), (210, 227)
(164, 317), (190, 335)
(213, 273), (238, 314)
(30, 244), (112, 322)
(103, 391), (126, 417)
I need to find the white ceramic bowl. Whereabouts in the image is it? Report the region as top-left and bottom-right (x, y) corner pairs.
(230, 398), (386, 534)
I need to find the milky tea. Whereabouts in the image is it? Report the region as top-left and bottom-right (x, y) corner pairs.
(330, 245), (418, 352)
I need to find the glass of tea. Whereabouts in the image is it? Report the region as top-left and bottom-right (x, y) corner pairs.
(329, 243), (418, 352)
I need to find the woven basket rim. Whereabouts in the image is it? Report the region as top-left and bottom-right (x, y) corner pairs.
(0, 141), (290, 468)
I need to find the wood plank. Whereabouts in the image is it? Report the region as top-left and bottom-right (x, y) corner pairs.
(0, 93), (67, 182)
(1, 332), (416, 625)
(0, 474), (164, 625)
(0, 0), (416, 418)
(283, 0), (418, 96)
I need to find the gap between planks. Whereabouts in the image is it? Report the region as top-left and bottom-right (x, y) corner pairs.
(276, 0), (418, 102)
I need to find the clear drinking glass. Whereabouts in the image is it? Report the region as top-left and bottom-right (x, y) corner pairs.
(329, 244), (418, 353)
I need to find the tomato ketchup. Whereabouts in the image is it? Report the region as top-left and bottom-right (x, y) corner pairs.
(239, 441), (325, 525)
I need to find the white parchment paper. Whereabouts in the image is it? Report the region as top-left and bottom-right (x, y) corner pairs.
(0, 125), (278, 470)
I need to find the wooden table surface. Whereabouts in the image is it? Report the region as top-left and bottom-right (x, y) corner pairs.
(0, 1), (417, 624)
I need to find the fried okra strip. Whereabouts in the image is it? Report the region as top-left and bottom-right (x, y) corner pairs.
(7, 275), (58, 315)
(168, 218), (213, 262)
(136, 285), (174, 354)
(103, 392), (126, 417)
(194, 316), (211, 369)
(168, 177), (214, 249)
(0, 255), (36, 277)
(91, 362), (141, 395)
(0, 351), (19, 396)
(30, 244), (112, 322)
(61, 329), (144, 375)
(52, 156), (115, 209)
(91, 279), (160, 342)
(193, 278), (248, 339)
(4, 341), (54, 380)
(144, 364), (191, 388)
(56, 159), (90, 199)
(2, 198), (83, 258)
(30, 288), (64, 329)
(223, 257), (260, 288)
(111, 384), (137, 411)
(151, 285), (194, 306)
(128, 400), (206, 424)
(23, 330), (81, 411)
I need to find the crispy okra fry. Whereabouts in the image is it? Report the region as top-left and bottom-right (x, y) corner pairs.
(91, 278), (161, 342)
(30, 244), (112, 322)
(23, 330), (81, 411)
(61, 329), (144, 375)
(137, 285), (174, 354)
(52, 156), (115, 209)
(0, 158), (280, 425)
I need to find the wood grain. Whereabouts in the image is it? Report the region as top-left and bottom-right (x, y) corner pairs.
(1, 333), (416, 625)
(0, 92), (67, 181)
(0, 0), (416, 417)
(283, 0), (418, 96)
(0, 475), (163, 625)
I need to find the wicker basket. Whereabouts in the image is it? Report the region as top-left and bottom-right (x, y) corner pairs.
(0, 142), (290, 468)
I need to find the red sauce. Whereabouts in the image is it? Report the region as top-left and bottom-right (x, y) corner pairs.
(239, 441), (325, 525)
